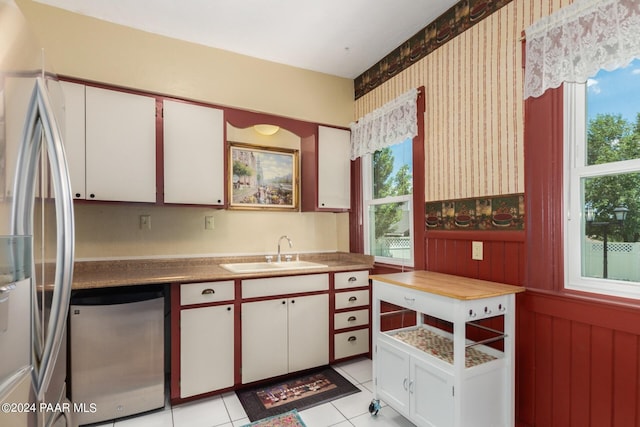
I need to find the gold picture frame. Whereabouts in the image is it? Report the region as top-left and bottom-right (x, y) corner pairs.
(228, 142), (299, 210)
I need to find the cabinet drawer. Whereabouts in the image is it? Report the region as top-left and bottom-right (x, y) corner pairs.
(335, 289), (369, 310)
(334, 270), (369, 290)
(242, 274), (329, 299)
(334, 309), (369, 329)
(334, 329), (369, 359)
(180, 281), (234, 306)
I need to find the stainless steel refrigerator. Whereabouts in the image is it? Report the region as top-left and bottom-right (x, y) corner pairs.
(0, 1), (75, 426)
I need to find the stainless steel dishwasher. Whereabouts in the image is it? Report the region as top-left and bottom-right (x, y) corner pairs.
(69, 286), (165, 425)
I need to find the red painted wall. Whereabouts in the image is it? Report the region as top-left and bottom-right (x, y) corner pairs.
(420, 87), (640, 426)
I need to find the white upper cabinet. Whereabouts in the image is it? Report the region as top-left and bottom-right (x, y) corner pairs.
(59, 81), (86, 199)
(85, 86), (157, 203)
(318, 125), (351, 210)
(162, 100), (224, 205)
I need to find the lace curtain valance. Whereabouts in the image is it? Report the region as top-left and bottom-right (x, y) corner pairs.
(524, 0), (640, 99)
(350, 88), (418, 160)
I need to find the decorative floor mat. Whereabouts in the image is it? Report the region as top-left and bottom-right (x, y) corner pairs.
(390, 326), (498, 367)
(241, 409), (306, 427)
(236, 367), (360, 421)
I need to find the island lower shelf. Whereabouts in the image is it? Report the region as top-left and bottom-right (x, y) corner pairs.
(386, 325), (499, 368)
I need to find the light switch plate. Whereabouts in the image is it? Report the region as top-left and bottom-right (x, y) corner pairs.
(139, 215), (151, 230)
(472, 241), (483, 260)
(205, 216), (215, 230)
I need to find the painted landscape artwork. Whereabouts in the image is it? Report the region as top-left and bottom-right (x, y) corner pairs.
(229, 143), (298, 210)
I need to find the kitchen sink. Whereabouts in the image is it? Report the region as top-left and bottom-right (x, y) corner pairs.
(220, 260), (328, 273)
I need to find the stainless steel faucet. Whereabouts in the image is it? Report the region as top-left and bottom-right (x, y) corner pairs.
(277, 235), (293, 262)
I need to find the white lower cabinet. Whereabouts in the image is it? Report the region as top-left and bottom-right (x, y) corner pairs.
(242, 293), (328, 384)
(180, 304), (234, 398)
(377, 338), (453, 426)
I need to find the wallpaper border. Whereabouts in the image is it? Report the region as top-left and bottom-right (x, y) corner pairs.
(425, 193), (525, 231)
(354, 0), (514, 99)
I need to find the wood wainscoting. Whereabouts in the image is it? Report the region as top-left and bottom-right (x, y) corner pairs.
(517, 289), (640, 427)
(424, 230), (525, 285)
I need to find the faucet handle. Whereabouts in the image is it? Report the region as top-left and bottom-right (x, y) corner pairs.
(285, 255), (293, 262)
(265, 255), (273, 263)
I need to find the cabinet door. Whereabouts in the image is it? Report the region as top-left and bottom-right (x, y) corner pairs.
(242, 299), (288, 383)
(85, 86), (156, 202)
(59, 81), (86, 199)
(317, 125), (350, 209)
(288, 294), (328, 372)
(180, 305), (234, 398)
(163, 100), (224, 205)
(376, 339), (410, 417)
(410, 356), (454, 427)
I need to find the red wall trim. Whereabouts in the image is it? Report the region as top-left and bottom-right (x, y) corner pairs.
(413, 88), (426, 270)
(524, 88), (565, 292)
(349, 158), (364, 253)
(524, 288), (640, 335)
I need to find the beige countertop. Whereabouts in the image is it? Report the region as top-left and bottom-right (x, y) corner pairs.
(370, 270), (524, 300)
(67, 252), (374, 290)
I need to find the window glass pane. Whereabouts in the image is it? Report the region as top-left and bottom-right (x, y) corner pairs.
(368, 201), (411, 261)
(372, 139), (413, 198)
(582, 173), (639, 281)
(586, 59), (640, 165)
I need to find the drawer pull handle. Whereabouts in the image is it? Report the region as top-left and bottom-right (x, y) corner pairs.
(347, 316), (357, 322)
(403, 378), (409, 390)
(347, 336), (357, 342)
(201, 288), (215, 295)
(348, 296), (357, 302)
(468, 309), (476, 318)
(227, 307), (231, 311)
(348, 276), (357, 282)
(484, 306), (492, 314)
(498, 304), (505, 312)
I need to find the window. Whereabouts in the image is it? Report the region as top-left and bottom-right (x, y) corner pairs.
(363, 138), (413, 266)
(565, 59), (640, 299)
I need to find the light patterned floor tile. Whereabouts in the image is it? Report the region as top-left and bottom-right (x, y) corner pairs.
(113, 408), (173, 427)
(331, 384), (374, 420)
(222, 392), (247, 421)
(172, 395), (230, 427)
(299, 402), (348, 427)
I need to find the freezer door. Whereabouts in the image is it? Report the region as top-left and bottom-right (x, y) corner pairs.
(11, 77), (75, 402)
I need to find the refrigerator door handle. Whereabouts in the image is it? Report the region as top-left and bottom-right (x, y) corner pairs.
(11, 77), (75, 401)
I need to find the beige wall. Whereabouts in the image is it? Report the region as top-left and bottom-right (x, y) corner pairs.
(15, 0), (354, 126)
(14, 0), (353, 260)
(354, 0), (572, 202)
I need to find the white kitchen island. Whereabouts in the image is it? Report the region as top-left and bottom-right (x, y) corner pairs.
(370, 271), (524, 427)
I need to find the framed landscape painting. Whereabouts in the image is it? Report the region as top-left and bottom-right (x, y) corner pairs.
(228, 142), (299, 210)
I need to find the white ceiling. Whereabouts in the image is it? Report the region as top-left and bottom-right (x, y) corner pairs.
(34, 0), (458, 79)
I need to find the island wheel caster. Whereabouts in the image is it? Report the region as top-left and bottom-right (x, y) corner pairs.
(369, 399), (381, 415)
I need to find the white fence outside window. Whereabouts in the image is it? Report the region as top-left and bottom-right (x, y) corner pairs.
(583, 241), (640, 281)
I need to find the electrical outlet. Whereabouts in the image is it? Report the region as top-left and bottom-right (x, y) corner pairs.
(139, 215), (151, 230)
(205, 216), (215, 230)
(472, 241), (483, 260)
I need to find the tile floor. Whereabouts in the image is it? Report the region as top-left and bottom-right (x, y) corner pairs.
(88, 358), (415, 427)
